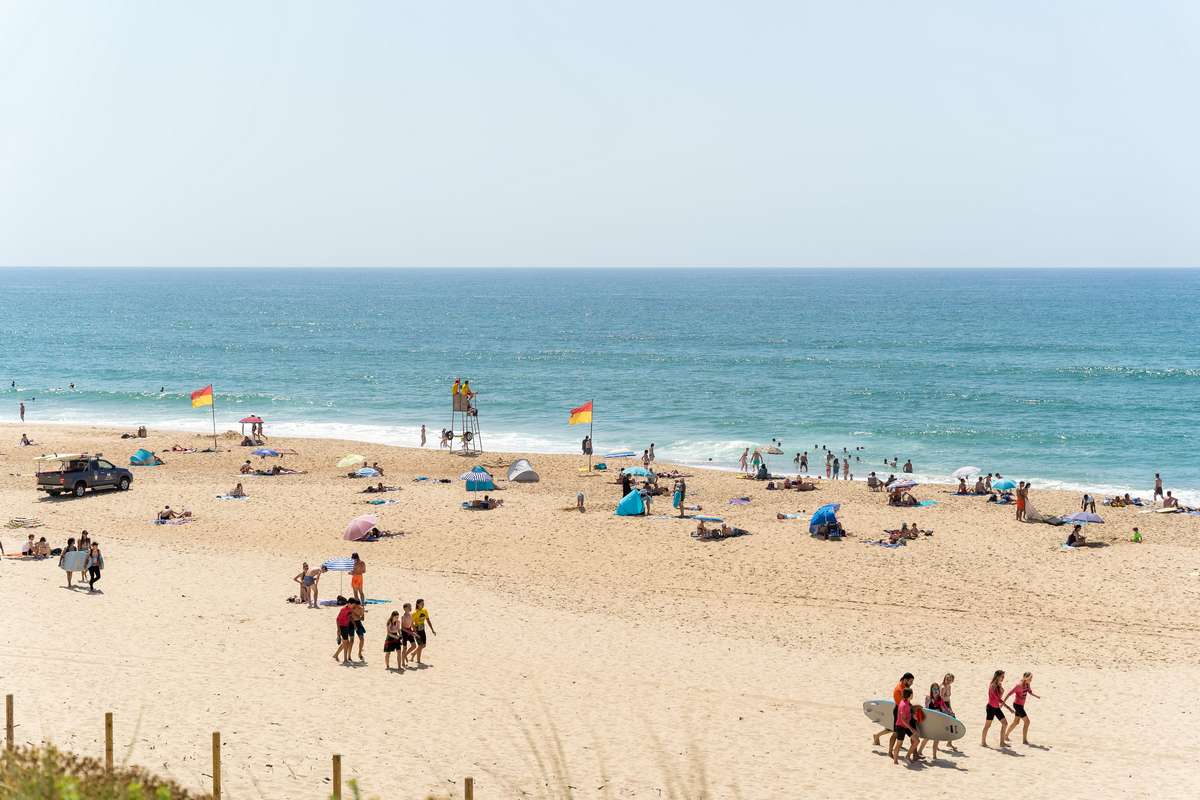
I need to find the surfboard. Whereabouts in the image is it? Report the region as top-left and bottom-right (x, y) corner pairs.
(60, 550), (88, 572)
(862, 699), (965, 742)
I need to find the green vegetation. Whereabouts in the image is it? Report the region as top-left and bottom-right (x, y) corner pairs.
(0, 745), (205, 800)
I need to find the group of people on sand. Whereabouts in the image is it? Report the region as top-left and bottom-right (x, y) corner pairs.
(876, 669), (1040, 765)
(56, 532), (104, 592)
(332, 597), (435, 670)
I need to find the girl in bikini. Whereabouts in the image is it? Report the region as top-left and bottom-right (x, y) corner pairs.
(384, 611), (404, 670)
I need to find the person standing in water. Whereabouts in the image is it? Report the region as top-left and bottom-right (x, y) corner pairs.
(739, 448), (749, 472)
(19, 401), (24, 422)
(1153, 473), (1164, 503)
(1003, 672), (1042, 745)
(420, 425), (426, 447)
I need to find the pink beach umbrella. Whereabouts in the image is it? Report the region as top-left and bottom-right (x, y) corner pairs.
(343, 514), (378, 541)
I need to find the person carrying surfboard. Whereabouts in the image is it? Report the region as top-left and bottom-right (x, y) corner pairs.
(890, 688), (920, 764)
(872, 673), (914, 747)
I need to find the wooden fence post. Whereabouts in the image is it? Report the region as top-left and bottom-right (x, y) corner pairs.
(5, 694), (12, 750)
(465, 776), (475, 799)
(104, 712), (113, 772)
(212, 731), (221, 800)
(332, 753), (342, 800)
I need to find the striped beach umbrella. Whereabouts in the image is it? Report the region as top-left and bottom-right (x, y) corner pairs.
(889, 479), (918, 491)
(322, 557), (356, 571)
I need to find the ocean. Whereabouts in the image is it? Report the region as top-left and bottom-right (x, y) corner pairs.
(2, 267), (1197, 500)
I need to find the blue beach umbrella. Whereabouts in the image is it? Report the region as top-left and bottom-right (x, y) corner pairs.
(622, 466), (652, 477)
(605, 450), (636, 459)
(1062, 511), (1104, 524)
(993, 479), (1017, 491)
(809, 503), (841, 534)
(460, 467), (495, 492)
(322, 557), (355, 571)
(355, 467), (380, 478)
(253, 448), (281, 458)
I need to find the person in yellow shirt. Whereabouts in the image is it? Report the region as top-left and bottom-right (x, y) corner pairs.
(411, 598), (436, 666)
(461, 379), (472, 400)
(452, 378), (461, 397)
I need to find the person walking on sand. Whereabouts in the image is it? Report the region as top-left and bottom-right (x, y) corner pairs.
(1153, 473), (1164, 503)
(411, 598), (435, 666)
(642, 449), (651, 469)
(58, 537), (79, 588)
(981, 670), (1014, 747)
(384, 610), (404, 669)
(400, 602), (417, 667)
(85, 542), (104, 593)
(891, 688), (919, 764)
(1003, 671), (1042, 745)
(1015, 481), (1027, 521)
(800, 451), (808, 473)
(333, 599), (357, 664)
(352, 600), (367, 662)
(1081, 493), (1096, 513)
(918, 682), (951, 761)
(19, 401), (25, 422)
(873, 672), (914, 747)
(739, 448), (749, 472)
(350, 553), (366, 602)
(420, 424), (426, 447)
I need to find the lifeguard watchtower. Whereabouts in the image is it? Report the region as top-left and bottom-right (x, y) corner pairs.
(450, 380), (483, 456)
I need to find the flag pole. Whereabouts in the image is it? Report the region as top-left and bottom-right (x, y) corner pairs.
(210, 387), (218, 452)
(588, 399), (594, 472)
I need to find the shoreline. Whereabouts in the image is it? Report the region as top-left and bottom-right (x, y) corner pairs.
(3, 415), (1195, 505)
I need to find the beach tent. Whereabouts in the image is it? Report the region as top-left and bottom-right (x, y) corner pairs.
(507, 459), (539, 483)
(461, 466), (495, 492)
(615, 490), (646, 516)
(253, 448), (281, 458)
(809, 503), (841, 535)
(354, 467), (381, 478)
(130, 449), (158, 466)
(622, 466), (652, 477)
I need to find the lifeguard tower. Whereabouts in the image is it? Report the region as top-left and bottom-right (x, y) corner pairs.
(451, 381), (483, 456)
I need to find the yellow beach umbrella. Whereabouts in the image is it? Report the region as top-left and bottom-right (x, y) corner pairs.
(337, 454), (366, 468)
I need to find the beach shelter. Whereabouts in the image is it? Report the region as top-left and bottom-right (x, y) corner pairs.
(130, 448), (157, 466)
(615, 490), (646, 516)
(993, 479), (1017, 491)
(337, 454), (366, 468)
(889, 479), (918, 491)
(1062, 511), (1104, 525)
(622, 466), (652, 478)
(507, 459), (539, 483)
(354, 467), (381, 478)
(344, 514), (378, 541)
(239, 415), (263, 435)
(952, 466), (980, 479)
(460, 467), (495, 492)
(604, 449), (636, 459)
(809, 503), (841, 534)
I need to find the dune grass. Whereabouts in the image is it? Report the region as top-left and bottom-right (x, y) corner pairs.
(0, 744), (205, 799)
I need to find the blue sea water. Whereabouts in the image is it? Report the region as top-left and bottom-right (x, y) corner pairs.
(1, 267), (1197, 499)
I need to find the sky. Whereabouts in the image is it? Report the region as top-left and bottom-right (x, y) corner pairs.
(2, 1), (1199, 268)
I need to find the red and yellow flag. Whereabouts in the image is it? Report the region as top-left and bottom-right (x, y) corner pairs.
(568, 400), (592, 425)
(191, 385), (213, 408)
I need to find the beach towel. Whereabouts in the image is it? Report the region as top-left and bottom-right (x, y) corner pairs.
(215, 494), (248, 500)
(413, 476), (429, 481)
(319, 598), (392, 607)
(728, 497), (751, 505)
(672, 489), (682, 509)
(365, 498), (401, 506)
(152, 518), (194, 525)
(778, 513), (803, 520)
(917, 500), (938, 507)
(4, 518), (43, 529)
(865, 539), (905, 548)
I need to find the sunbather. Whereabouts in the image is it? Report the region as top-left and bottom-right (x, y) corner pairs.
(1065, 525), (1087, 547)
(158, 506), (192, 521)
(228, 483), (247, 498)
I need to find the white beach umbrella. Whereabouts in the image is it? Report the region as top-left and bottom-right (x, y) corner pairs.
(952, 466), (980, 479)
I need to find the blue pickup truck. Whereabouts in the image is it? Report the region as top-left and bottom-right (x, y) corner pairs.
(35, 453), (133, 497)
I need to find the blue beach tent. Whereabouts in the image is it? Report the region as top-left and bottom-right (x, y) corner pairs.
(809, 503), (841, 534)
(130, 449), (158, 466)
(615, 490), (646, 516)
(465, 466), (496, 492)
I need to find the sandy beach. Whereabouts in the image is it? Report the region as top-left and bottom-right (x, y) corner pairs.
(2, 422), (1198, 798)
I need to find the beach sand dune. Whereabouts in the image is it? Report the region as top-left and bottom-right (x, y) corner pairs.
(1, 424), (1197, 798)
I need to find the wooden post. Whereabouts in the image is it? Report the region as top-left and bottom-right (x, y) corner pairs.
(464, 776), (475, 799)
(104, 712), (113, 772)
(332, 753), (342, 800)
(211, 732), (221, 800)
(5, 694), (12, 750)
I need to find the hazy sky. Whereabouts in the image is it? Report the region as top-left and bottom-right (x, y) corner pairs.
(2, 1), (1198, 268)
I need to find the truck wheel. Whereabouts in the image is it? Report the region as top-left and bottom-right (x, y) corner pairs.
(73, 482), (87, 498)
(118, 477), (130, 491)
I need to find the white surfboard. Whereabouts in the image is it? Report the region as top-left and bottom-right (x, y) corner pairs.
(862, 699), (966, 742)
(60, 550), (89, 571)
